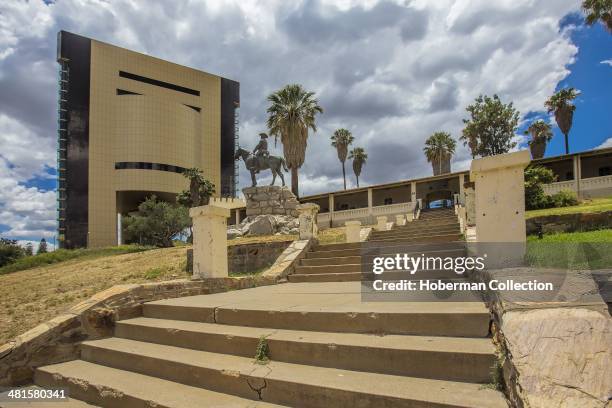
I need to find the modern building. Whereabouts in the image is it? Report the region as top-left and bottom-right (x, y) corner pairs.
(227, 147), (612, 229)
(56, 31), (239, 248)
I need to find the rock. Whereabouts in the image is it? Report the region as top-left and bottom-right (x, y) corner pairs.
(227, 227), (243, 239)
(242, 186), (299, 218)
(247, 215), (275, 235)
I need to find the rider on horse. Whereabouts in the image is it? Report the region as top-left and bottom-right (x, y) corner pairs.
(252, 133), (270, 173)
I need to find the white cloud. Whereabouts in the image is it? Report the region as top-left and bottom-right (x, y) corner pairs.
(601, 59), (612, 67)
(0, 0), (583, 239)
(596, 137), (612, 149)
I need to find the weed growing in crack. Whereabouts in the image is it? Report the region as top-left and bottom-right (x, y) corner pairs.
(254, 335), (270, 365)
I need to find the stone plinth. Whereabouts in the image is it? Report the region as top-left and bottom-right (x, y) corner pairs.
(243, 186), (299, 217)
(190, 205), (230, 279)
(296, 203), (319, 240)
(345, 221), (361, 243)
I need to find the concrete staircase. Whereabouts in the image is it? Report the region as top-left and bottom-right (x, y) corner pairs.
(33, 283), (506, 407)
(289, 207), (463, 283)
(30, 207), (506, 407)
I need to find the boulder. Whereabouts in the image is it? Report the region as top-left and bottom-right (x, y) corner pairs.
(228, 214), (299, 238)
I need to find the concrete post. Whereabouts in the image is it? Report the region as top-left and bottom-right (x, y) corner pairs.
(410, 182), (417, 204)
(459, 173), (465, 203)
(345, 220), (361, 243)
(189, 205), (231, 279)
(406, 213), (414, 222)
(297, 203), (320, 240)
(329, 194), (335, 227)
(470, 150), (530, 267)
(235, 209), (240, 226)
(573, 155), (582, 198)
(367, 188), (373, 216)
(375, 216), (388, 231)
(395, 214), (406, 226)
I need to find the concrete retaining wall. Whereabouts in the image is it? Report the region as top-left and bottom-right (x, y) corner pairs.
(228, 240), (293, 274)
(526, 210), (612, 235)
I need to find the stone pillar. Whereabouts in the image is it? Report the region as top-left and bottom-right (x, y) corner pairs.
(406, 213), (414, 222)
(367, 188), (373, 216)
(329, 194), (335, 227)
(395, 214), (405, 226)
(573, 155), (582, 198)
(459, 173), (465, 203)
(410, 181), (417, 203)
(116, 213), (122, 246)
(189, 205), (231, 279)
(375, 216), (388, 231)
(235, 209), (240, 226)
(464, 182), (476, 226)
(297, 203), (319, 240)
(345, 220), (361, 243)
(470, 150), (530, 267)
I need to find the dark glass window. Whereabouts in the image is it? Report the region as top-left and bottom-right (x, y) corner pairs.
(119, 71), (200, 96)
(117, 89), (141, 96)
(599, 167), (611, 176)
(115, 162), (185, 174)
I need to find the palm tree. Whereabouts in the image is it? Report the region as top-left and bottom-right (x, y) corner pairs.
(331, 128), (354, 190)
(524, 120), (553, 159)
(423, 132), (456, 176)
(545, 88), (580, 154)
(348, 147), (367, 188)
(582, 0), (612, 32)
(266, 84), (323, 197)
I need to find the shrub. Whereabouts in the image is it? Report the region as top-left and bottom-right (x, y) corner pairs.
(0, 238), (24, 268)
(524, 166), (556, 210)
(123, 196), (190, 248)
(550, 190), (579, 208)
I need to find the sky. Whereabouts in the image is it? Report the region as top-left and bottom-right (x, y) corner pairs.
(0, 0), (610, 245)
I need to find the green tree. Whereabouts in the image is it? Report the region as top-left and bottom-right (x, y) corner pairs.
(37, 238), (48, 254)
(582, 0), (612, 31)
(123, 196), (191, 248)
(524, 120), (553, 159)
(0, 238), (24, 267)
(460, 94), (519, 158)
(267, 84), (323, 197)
(524, 166), (556, 210)
(177, 168), (215, 208)
(545, 88), (580, 154)
(24, 242), (34, 256)
(348, 147), (368, 188)
(330, 128), (354, 190)
(423, 132), (456, 176)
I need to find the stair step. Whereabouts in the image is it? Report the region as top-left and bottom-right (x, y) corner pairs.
(377, 225), (460, 235)
(143, 297), (490, 337)
(310, 241), (466, 254)
(294, 264), (466, 278)
(115, 317), (495, 382)
(0, 385), (96, 407)
(372, 228), (461, 239)
(77, 338), (506, 408)
(36, 360), (282, 407)
(370, 233), (463, 243)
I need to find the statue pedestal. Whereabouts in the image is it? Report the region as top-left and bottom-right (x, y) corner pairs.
(243, 186), (300, 217)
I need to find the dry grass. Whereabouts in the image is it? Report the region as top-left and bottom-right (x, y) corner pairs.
(0, 246), (189, 345)
(0, 229), (349, 345)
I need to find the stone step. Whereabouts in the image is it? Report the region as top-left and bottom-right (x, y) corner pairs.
(77, 338), (506, 407)
(115, 317), (495, 383)
(385, 222), (460, 233)
(405, 217), (459, 225)
(143, 298), (490, 337)
(35, 360), (282, 407)
(370, 233), (463, 243)
(287, 272), (477, 286)
(0, 385), (97, 408)
(306, 246), (465, 259)
(294, 264), (467, 278)
(289, 272), (365, 282)
(311, 241), (466, 254)
(372, 227), (461, 239)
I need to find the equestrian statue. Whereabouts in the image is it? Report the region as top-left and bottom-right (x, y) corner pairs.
(234, 133), (288, 187)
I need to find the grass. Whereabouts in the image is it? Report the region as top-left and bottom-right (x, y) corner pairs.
(525, 197), (612, 219)
(526, 229), (612, 269)
(0, 245), (153, 275)
(0, 230), (342, 345)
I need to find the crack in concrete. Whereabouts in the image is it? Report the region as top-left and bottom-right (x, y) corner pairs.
(246, 378), (267, 400)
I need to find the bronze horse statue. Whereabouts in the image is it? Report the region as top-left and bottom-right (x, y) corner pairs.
(234, 147), (288, 187)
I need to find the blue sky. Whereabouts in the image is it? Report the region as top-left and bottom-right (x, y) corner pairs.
(0, 0), (610, 245)
(534, 14), (612, 156)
